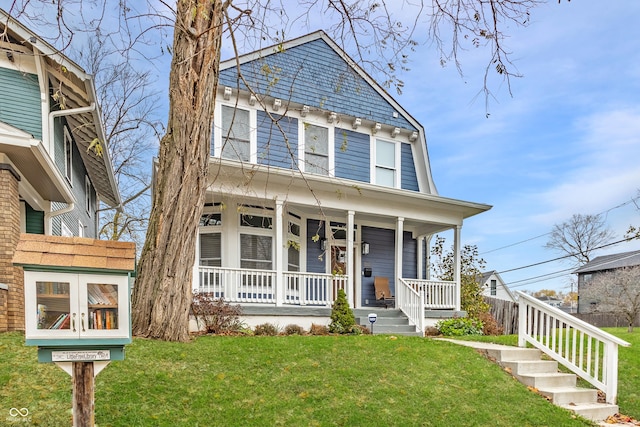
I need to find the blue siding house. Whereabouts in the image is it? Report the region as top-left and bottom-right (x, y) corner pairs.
(0, 9), (121, 331)
(195, 31), (491, 334)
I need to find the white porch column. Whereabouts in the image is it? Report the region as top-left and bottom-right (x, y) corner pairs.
(275, 200), (284, 306)
(417, 235), (424, 280)
(395, 217), (404, 309)
(453, 225), (461, 311)
(347, 210), (356, 308)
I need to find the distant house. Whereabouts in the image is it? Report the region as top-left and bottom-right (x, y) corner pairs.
(535, 295), (563, 309)
(186, 31), (491, 333)
(0, 9), (121, 332)
(573, 250), (640, 314)
(479, 270), (515, 302)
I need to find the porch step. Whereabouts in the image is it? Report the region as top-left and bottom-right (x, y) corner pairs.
(439, 340), (619, 423)
(354, 310), (421, 336)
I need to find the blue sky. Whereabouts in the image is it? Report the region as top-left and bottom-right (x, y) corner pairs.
(398, 2), (640, 293)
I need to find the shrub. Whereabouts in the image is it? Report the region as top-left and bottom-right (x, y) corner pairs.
(478, 311), (503, 336)
(329, 289), (356, 334)
(350, 324), (370, 335)
(191, 293), (243, 335)
(436, 317), (483, 337)
(283, 324), (305, 335)
(254, 323), (279, 336)
(424, 326), (440, 336)
(309, 323), (330, 336)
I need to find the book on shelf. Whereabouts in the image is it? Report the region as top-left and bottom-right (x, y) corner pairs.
(88, 284), (118, 306)
(48, 313), (70, 329)
(91, 309), (117, 330)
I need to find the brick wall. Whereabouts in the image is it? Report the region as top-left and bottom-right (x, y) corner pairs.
(0, 166), (23, 331)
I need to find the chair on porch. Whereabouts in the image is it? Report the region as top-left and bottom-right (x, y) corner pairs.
(374, 277), (395, 308)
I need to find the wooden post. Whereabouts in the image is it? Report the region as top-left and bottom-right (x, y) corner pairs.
(72, 361), (95, 427)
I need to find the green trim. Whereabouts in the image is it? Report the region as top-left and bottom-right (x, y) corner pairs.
(27, 338), (131, 347)
(18, 265), (134, 275)
(37, 345), (126, 362)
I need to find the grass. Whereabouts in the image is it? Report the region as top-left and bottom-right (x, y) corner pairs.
(1, 331), (633, 427)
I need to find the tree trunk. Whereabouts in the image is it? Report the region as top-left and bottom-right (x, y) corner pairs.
(131, 0), (223, 341)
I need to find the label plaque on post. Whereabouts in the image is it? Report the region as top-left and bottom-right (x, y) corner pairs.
(51, 350), (111, 362)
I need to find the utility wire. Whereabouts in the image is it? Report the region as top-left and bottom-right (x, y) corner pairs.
(480, 195), (640, 255)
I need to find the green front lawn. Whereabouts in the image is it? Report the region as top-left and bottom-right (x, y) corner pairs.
(1, 331), (629, 426)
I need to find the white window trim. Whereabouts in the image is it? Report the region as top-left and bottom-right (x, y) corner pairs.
(213, 102), (257, 163)
(61, 220), (73, 237)
(78, 219), (85, 237)
(371, 137), (401, 188)
(63, 126), (73, 185)
(298, 119), (335, 176)
(85, 175), (92, 216)
(238, 206), (274, 270)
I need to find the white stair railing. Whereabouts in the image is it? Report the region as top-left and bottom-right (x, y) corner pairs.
(397, 279), (425, 335)
(517, 291), (630, 404)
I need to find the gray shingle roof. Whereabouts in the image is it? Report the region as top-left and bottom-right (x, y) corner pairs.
(573, 250), (640, 274)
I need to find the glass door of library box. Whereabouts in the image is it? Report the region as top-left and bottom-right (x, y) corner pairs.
(25, 271), (130, 340)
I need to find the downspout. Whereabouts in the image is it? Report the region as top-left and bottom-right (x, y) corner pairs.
(45, 104), (96, 233)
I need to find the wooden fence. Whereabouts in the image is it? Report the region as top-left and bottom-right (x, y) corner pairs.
(572, 312), (640, 329)
(484, 296), (518, 335)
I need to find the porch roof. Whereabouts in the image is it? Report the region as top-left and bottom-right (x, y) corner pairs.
(207, 159), (491, 235)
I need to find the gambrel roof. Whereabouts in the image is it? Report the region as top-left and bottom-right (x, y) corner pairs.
(219, 30), (436, 194)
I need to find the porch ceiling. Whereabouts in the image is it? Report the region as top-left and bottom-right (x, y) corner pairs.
(207, 159), (491, 234)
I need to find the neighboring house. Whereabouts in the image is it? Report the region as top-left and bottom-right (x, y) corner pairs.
(0, 10), (121, 332)
(535, 295), (563, 309)
(574, 250), (640, 314)
(190, 31), (491, 332)
(479, 270), (515, 302)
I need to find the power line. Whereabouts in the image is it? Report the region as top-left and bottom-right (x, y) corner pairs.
(480, 195), (640, 255)
(497, 237), (631, 274)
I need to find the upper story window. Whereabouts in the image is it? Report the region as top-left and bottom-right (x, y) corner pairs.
(302, 123), (332, 176)
(85, 175), (92, 216)
(374, 139), (399, 188)
(490, 279), (497, 296)
(220, 105), (251, 162)
(63, 127), (73, 184)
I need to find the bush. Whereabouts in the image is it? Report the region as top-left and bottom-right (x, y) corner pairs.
(350, 324), (371, 335)
(254, 323), (279, 336)
(424, 326), (440, 336)
(309, 323), (330, 336)
(436, 317), (483, 337)
(191, 293), (243, 335)
(329, 289), (356, 334)
(478, 311), (503, 336)
(283, 324), (306, 335)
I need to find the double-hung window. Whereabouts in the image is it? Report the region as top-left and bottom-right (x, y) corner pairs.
(199, 211), (222, 267)
(375, 139), (398, 187)
(490, 279), (497, 296)
(240, 213), (273, 270)
(287, 216), (301, 272)
(221, 105), (251, 162)
(303, 123), (329, 175)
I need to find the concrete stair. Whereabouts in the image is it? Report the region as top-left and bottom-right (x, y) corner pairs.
(444, 340), (619, 423)
(354, 309), (421, 336)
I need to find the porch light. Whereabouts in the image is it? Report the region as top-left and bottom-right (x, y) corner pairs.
(352, 118), (361, 130)
(223, 87), (232, 100)
(361, 242), (370, 255)
(320, 238), (327, 251)
(301, 105), (310, 117)
(391, 127), (400, 138)
(273, 98), (282, 111)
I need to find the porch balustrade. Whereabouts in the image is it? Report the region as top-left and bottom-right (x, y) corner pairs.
(196, 266), (347, 307)
(517, 291), (630, 404)
(398, 279), (457, 336)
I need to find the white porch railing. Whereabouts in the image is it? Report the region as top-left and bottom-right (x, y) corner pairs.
(517, 291), (630, 404)
(196, 266), (347, 307)
(397, 279), (425, 335)
(283, 271), (347, 306)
